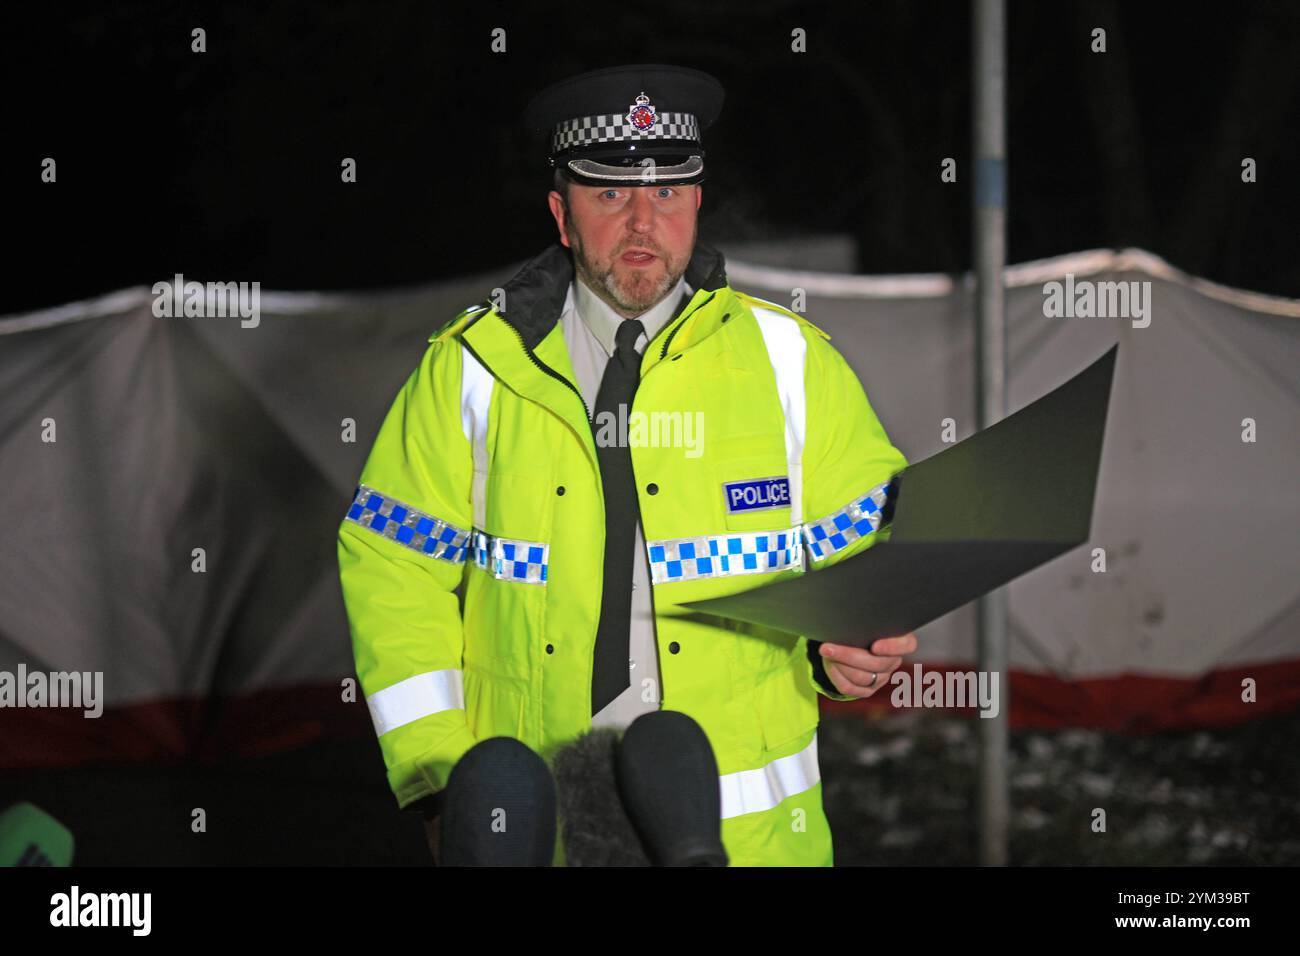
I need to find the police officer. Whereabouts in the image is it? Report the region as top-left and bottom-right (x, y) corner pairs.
(338, 63), (918, 866)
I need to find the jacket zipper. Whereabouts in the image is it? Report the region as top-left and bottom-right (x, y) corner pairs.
(505, 320), (592, 421)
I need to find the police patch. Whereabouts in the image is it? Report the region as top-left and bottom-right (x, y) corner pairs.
(723, 476), (791, 514)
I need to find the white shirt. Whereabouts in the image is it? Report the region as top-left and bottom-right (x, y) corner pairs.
(557, 272), (692, 728)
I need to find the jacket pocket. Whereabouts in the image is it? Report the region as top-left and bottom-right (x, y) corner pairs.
(463, 558), (544, 680)
(754, 656), (820, 755)
(710, 445), (796, 534)
(483, 471), (554, 545)
(463, 666), (529, 742)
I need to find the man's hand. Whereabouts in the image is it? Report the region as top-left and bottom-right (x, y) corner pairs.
(818, 633), (918, 698)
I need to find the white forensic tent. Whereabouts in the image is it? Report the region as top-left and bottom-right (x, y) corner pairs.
(1, 246), (1297, 767)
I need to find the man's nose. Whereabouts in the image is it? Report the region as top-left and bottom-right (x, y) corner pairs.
(626, 188), (657, 231)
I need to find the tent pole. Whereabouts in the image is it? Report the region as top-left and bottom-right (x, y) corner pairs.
(973, 0), (1010, 866)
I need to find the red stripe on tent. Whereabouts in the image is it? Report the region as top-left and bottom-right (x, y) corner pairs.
(0, 682), (372, 770)
(2, 661), (1299, 770)
(822, 658), (1300, 732)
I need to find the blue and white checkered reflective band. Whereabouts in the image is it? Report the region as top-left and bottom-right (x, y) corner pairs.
(647, 529), (803, 585)
(552, 112), (700, 153)
(472, 531), (549, 585)
(802, 478), (896, 563)
(345, 485), (470, 564)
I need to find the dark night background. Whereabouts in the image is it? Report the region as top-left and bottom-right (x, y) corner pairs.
(3, 1), (1299, 871)
(6, 0), (1300, 319)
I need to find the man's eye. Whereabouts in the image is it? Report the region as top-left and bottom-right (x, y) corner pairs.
(601, 190), (619, 200)
(657, 187), (674, 198)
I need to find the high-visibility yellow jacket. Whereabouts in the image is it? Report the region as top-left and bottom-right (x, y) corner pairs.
(337, 241), (908, 866)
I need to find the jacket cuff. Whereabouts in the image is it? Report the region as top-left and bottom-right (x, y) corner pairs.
(806, 639), (858, 701)
(390, 721), (480, 811)
(408, 791), (445, 820)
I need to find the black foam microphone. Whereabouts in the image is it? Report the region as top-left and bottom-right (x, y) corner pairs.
(551, 727), (651, 866)
(439, 737), (557, 866)
(616, 710), (728, 867)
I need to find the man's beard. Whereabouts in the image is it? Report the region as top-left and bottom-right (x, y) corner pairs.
(569, 227), (694, 316)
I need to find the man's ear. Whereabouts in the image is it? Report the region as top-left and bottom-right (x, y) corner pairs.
(547, 191), (571, 248)
(695, 184), (703, 210)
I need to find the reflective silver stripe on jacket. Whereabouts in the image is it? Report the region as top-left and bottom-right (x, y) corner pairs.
(460, 343), (493, 531)
(646, 528), (803, 584)
(718, 732), (821, 818)
(802, 478), (894, 563)
(367, 669), (465, 736)
(471, 531), (549, 585)
(751, 305), (807, 526)
(344, 485), (471, 564)
(344, 485), (550, 585)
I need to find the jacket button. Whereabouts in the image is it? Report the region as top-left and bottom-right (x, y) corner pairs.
(556, 485), (565, 496)
(647, 483), (658, 495)
(546, 643), (554, 654)
(720, 313), (731, 323)
(669, 641), (680, 654)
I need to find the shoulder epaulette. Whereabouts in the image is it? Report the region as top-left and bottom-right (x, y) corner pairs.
(429, 303), (491, 345)
(734, 290), (832, 341)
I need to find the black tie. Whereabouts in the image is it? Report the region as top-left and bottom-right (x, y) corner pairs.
(590, 318), (646, 715)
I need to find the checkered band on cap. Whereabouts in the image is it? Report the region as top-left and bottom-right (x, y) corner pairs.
(552, 111), (701, 153)
(345, 485), (471, 564)
(647, 528), (804, 585)
(802, 478), (897, 563)
(472, 531), (549, 585)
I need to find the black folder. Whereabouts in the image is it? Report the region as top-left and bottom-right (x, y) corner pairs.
(680, 345), (1117, 646)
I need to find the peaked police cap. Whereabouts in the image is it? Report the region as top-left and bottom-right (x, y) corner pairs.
(524, 63), (724, 188)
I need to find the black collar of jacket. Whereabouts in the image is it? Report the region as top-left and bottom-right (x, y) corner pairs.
(493, 240), (729, 352)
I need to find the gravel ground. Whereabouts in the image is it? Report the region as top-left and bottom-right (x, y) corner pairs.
(7, 708), (1295, 865)
(821, 707), (1300, 866)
